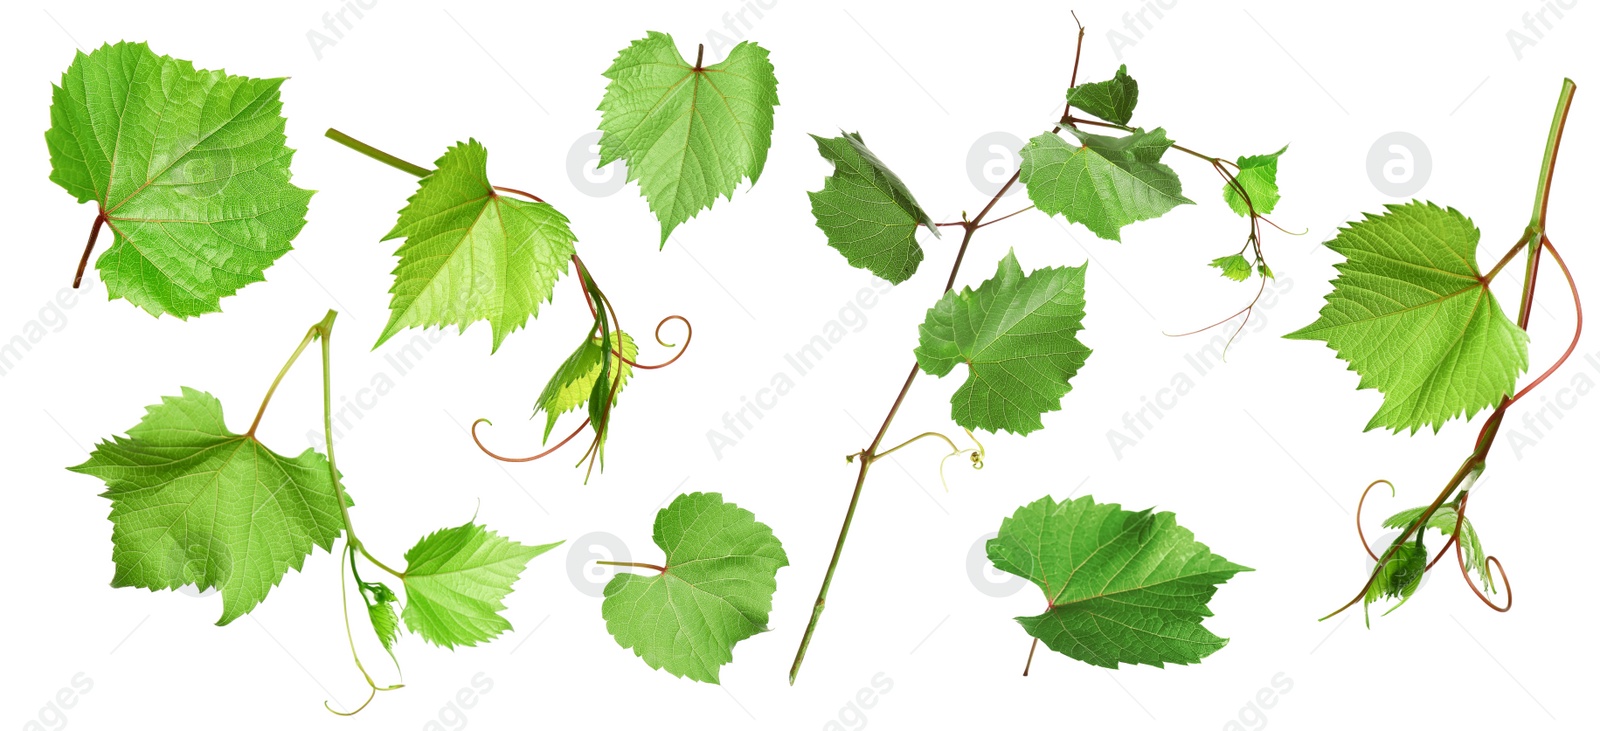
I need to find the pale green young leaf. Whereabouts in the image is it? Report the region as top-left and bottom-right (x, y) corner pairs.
(601, 492), (788, 684)
(1382, 506), (1495, 592)
(1066, 64), (1139, 126)
(366, 581), (402, 658)
(1210, 254), (1253, 281)
(808, 131), (937, 284)
(1019, 127), (1191, 241)
(987, 495), (1250, 668)
(533, 331), (638, 442)
(377, 140), (577, 353)
(598, 32), (779, 245)
(1286, 202), (1528, 433)
(401, 522), (560, 648)
(68, 388), (348, 625)
(46, 42), (313, 318)
(1365, 537), (1427, 627)
(1222, 145), (1286, 217)
(915, 250), (1092, 435)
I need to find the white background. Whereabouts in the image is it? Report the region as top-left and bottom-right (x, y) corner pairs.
(2, 1), (1595, 729)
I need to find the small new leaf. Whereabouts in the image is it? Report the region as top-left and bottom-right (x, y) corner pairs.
(1383, 506), (1494, 592)
(46, 42), (313, 318)
(1365, 537), (1427, 627)
(1067, 64), (1139, 126)
(401, 522), (560, 648)
(1020, 127), (1191, 241)
(808, 131), (937, 284)
(1210, 254), (1253, 282)
(365, 581), (402, 659)
(987, 495), (1250, 668)
(534, 331), (638, 442)
(378, 140), (577, 353)
(1223, 145), (1287, 217)
(601, 492), (788, 683)
(1286, 202), (1528, 433)
(68, 388), (348, 625)
(598, 32), (779, 245)
(915, 250), (1092, 435)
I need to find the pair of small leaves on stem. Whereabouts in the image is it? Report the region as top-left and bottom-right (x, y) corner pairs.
(68, 315), (554, 686)
(1362, 500), (1497, 626)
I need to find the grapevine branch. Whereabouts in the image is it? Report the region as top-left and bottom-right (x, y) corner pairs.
(789, 12), (1275, 683)
(323, 129), (691, 472)
(1322, 78), (1578, 621)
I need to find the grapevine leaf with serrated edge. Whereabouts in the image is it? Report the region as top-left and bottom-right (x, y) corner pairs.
(401, 522), (560, 648)
(1365, 536), (1427, 627)
(68, 387), (348, 625)
(915, 250), (1092, 435)
(1019, 127), (1192, 241)
(601, 492), (788, 683)
(1286, 201), (1528, 433)
(598, 32), (778, 245)
(46, 42), (313, 318)
(987, 495), (1250, 668)
(1223, 145), (1286, 217)
(1210, 254), (1253, 282)
(1066, 64), (1139, 126)
(377, 140), (577, 353)
(808, 131), (938, 284)
(534, 331), (637, 442)
(365, 581), (402, 662)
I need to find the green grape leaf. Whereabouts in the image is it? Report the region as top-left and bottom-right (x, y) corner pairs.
(534, 331), (637, 442)
(68, 388), (347, 625)
(366, 581), (402, 659)
(601, 492), (788, 683)
(1286, 202), (1528, 433)
(1223, 145), (1287, 217)
(401, 522), (560, 648)
(1019, 127), (1191, 241)
(1383, 506), (1494, 593)
(1066, 64), (1139, 125)
(1210, 254), (1253, 282)
(598, 32), (779, 245)
(377, 140), (577, 353)
(987, 495), (1250, 669)
(1365, 537), (1427, 626)
(46, 42), (313, 318)
(808, 131), (937, 284)
(915, 250), (1092, 435)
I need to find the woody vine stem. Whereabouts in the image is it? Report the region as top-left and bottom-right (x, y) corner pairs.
(1323, 78), (1581, 622)
(788, 14), (1279, 684)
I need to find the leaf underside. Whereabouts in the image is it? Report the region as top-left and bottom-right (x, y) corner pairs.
(808, 131), (937, 284)
(1286, 201), (1528, 433)
(987, 495), (1250, 668)
(601, 492), (788, 683)
(1067, 64), (1139, 126)
(68, 388), (347, 625)
(597, 31), (779, 245)
(1223, 145), (1287, 217)
(46, 41), (313, 318)
(1019, 127), (1191, 241)
(378, 139), (577, 353)
(916, 250), (1092, 435)
(534, 330), (638, 442)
